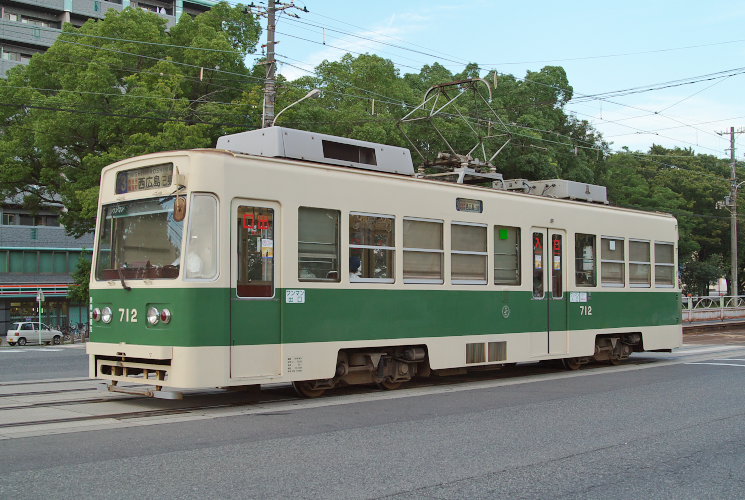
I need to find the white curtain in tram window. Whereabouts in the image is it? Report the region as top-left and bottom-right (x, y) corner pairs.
(452, 254), (487, 281)
(185, 194), (218, 280)
(403, 251), (443, 281)
(403, 219), (442, 249)
(601, 237), (625, 285)
(655, 242), (675, 286)
(403, 219), (443, 282)
(452, 224), (487, 252)
(629, 240), (651, 286)
(452, 223), (487, 282)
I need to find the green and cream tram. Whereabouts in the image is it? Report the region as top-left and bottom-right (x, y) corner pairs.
(87, 127), (682, 397)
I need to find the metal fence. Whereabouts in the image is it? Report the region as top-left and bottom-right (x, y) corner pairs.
(682, 295), (745, 323)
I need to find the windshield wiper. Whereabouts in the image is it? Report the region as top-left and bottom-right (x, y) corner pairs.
(118, 266), (132, 291)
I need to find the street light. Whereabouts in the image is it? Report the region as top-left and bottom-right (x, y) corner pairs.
(271, 89), (321, 127)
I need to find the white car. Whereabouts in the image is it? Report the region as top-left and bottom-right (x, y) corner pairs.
(6, 322), (63, 346)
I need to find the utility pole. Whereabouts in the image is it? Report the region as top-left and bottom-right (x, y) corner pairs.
(258, 1), (308, 128)
(716, 126), (745, 295)
(262, 0), (277, 129)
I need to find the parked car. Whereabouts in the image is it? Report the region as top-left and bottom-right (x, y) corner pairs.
(6, 322), (63, 346)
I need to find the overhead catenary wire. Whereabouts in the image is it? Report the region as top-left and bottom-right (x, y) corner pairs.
(7, 11), (733, 157)
(1, 8), (736, 162)
(5, 5), (736, 154)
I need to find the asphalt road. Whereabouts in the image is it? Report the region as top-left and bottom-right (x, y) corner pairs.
(0, 344), (88, 381)
(2, 340), (745, 498)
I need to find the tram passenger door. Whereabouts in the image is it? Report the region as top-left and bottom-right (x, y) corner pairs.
(530, 228), (568, 356)
(230, 199), (282, 378)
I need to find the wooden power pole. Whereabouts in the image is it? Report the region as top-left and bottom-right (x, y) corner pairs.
(260, 1), (307, 128)
(716, 126), (745, 295)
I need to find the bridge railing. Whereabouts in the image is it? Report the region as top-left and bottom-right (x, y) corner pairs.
(682, 295), (745, 323)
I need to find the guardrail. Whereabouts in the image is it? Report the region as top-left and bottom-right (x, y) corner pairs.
(683, 295), (745, 323)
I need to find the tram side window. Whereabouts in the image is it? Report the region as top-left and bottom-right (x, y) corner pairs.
(654, 242), (676, 287)
(629, 240), (651, 287)
(403, 218), (444, 284)
(185, 194), (218, 280)
(601, 237), (625, 287)
(236, 206), (275, 297)
(349, 213), (395, 283)
(532, 232), (544, 298)
(298, 207), (340, 282)
(575, 234), (596, 287)
(452, 223), (487, 284)
(494, 226), (520, 285)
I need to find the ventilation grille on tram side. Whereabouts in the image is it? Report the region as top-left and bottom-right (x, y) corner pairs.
(466, 341), (507, 364)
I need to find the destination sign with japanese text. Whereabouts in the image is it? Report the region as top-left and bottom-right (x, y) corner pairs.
(115, 163), (173, 194)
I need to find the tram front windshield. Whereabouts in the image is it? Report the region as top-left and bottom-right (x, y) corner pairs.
(95, 196), (183, 280)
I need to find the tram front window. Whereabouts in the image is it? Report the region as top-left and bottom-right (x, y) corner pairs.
(95, 196), (183, 280)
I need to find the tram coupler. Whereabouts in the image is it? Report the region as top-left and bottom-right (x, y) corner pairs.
(97, 382), (183, 400)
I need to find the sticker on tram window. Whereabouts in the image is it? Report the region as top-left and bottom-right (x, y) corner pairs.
(456, 198), (483, 213)
(243, 214), (271, 234)
(115, 163), (173, 194)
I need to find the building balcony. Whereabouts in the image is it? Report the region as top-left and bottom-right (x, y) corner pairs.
(4, 0), (66, 12)
(71, 0), (125, 20)
(0, 19), (60, 49)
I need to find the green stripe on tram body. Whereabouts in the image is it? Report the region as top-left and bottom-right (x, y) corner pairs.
(90, 288), (682, 348)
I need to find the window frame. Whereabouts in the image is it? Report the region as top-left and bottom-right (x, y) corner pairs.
(493, 225), (521, 286)
(402, 217), (444, 284)
(574, 233), (597, 287)
(654, 241), (676, 288)
(184, 193), (219, 282)
(600, 236), (625, 288)
(235, 205), (276, 298)
(628, 239), (651, 288)
(298, 206), (341, 283)
(349, 211), (396, 284)
(451, 221), (488, 285)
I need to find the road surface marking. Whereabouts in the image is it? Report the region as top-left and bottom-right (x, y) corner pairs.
(686, 362), (745, 367)
(678, 345), (744, 355)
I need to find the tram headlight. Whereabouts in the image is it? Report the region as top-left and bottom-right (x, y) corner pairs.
(101, 307), (113, 324)
(147, 307), (160, 326)
(92, 308), (101, 322)
(160, 308), (172, 324)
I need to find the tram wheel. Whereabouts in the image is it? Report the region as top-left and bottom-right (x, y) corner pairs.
(609, 357), (623, 366)
(378, 380), (403, 391)
(563, 358), (582, 370)
(292, 381), (326, 398)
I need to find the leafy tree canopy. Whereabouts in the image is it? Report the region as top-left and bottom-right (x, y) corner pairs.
(0, 4), (261, 236)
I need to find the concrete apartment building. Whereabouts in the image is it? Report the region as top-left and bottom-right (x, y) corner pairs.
(1, 0), (217, 77)
(0, 197), (94, 334)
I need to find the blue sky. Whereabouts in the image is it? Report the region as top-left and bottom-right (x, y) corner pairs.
(251, 0), (745, 159)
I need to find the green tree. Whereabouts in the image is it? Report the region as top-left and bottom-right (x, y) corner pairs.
(603, 145), (732, 292)
(0, 4), (261, 236)
(681, 254), (725, 296)
(68, 252), (93, 305)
